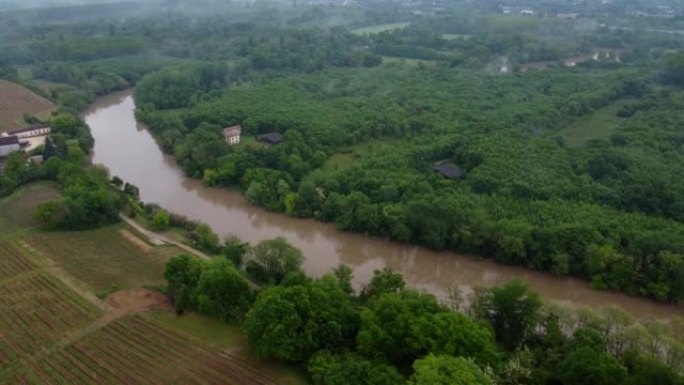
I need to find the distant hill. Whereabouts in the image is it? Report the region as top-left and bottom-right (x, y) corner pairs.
(0, 80), (55, 133)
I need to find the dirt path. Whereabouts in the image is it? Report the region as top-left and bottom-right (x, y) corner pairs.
(55, 288), (173, 348)
(119, 214), (261, 291)
(1, 288), (173, 376)
(119, 213), (211, 259)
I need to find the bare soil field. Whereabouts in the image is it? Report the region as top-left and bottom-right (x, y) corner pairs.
(0, 80), (55, 133)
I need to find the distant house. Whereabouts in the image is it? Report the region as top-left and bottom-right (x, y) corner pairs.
(223, 125), (242, 146)
(0, 135), (20, 157)
(433, 164), (464, 179)
(8, 124), (51, 139)
(29, 155), (44, 165)
(258, 132), (283, 145)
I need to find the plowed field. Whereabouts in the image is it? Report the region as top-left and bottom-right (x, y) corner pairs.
(3, 315), (280, 385)
(0, 80), (55, 133)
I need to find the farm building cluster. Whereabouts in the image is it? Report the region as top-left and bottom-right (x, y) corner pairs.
(0, 124), (51, 157)
(222, 124), (283, 146)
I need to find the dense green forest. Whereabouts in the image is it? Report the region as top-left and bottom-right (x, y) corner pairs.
(3, 0), (682, 301)
(135, 49), (684, 302)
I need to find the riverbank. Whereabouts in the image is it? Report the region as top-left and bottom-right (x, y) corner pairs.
(83, 89), (684, 320)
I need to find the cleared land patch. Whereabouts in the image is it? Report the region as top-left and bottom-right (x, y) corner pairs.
(442, 33), (471, 40)
(351, 22), (410, 35)
(0, 182), (60, 236)
(0, 80), (55, 133)
(560, 99), (634, 146)
(381, 56), (437, 67)
(20, 225), (184, 292)
(321, 138), (406, 172)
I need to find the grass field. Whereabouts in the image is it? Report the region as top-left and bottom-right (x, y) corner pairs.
(19, 225), (184, 293)
(321, 138), (406, 172)
(442, 33), (471, 40)
(382, 56), (437, 67)
(0, 79), (55, 133)
(351, 22), (410, 35)
(0, 182), (60, 237)
(560, 99), (634, 147)
(149, 311), (307, 385)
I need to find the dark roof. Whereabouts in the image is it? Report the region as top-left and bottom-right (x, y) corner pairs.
(433, 164), (464, 179)
(0, 135), (19, 146)
(258, 132), (283, 144)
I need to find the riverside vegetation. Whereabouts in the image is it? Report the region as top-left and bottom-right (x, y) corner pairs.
(162, 236), (684, 385)
(1, 0), (684, 384)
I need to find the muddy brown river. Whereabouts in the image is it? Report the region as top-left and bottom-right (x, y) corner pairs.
(83, 89), (683, 320)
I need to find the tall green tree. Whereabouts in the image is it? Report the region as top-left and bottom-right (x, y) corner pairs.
(243, 276), (359, 363)
(246, 237), (304, 285)
(558, 347), (627, 385)
(164, 254), (203, 311)
(357, 290), (496, 370)
(479, 280), (542, 350)
(195, 258), (253, 322)
(408, 354), (494, 385)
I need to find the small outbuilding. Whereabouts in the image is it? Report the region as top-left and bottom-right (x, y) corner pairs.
(29, 155), (45, 165)
(258, 132), (283, 145)
(0, 135), (20, 157)
(433, 164), (464, 179)
(223, 125), (242, 146)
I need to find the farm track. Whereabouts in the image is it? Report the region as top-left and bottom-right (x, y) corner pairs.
(0, 239), (280, 385)
(0, 80), (55, 133)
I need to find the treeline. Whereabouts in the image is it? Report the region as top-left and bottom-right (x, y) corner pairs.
(30, 113), (125, 229)
(31, 56), (190, 110)
(163, 245), (684, 385)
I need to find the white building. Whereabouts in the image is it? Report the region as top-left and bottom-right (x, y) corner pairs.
(223, 125), (242, 146)
(0, 135), (20, 157)
(7, 125), (51, 139)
